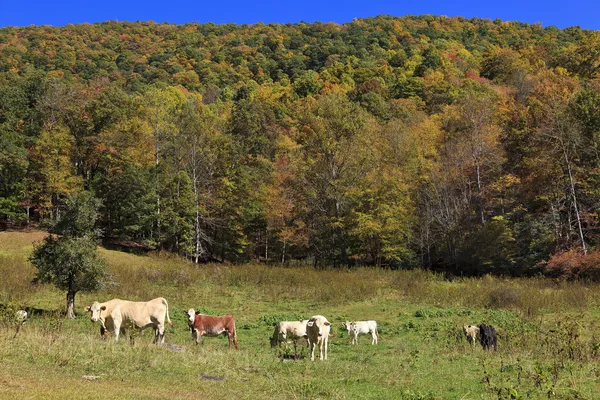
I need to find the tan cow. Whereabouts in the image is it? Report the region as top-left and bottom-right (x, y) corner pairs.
(463, 324), (480, 346)
(84, 298), (172, 344)
(270, 320), (310, 358)
(306, 315), (331, 361)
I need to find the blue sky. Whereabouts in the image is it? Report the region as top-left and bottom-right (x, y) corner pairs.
(0, 0), (599, 30)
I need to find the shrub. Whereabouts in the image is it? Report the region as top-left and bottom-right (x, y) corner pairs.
(487, 286), (520, 308)
(544, 250), (600, 282)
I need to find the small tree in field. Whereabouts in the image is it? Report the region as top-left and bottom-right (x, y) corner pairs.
(30, 191), (107, 318)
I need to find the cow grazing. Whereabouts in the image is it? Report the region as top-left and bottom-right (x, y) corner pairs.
(84, 297), (172, 344)
(185, 309), (239, 349)
(270, 320), (310, 358)
(463, 325), (480, 346)
(344, 320), (378, 345)
(306, 315), (331, 361)
(479, 324), (498, 351)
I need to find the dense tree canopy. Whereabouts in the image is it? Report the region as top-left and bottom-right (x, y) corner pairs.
(4, 15), (600, 274)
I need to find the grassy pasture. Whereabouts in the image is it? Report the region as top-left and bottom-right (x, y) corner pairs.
(1, 231), (599, 399)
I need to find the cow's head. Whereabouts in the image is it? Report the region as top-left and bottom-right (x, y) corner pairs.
(343, 322), (352, 332)
(269, 335), (278, 348)
(184, 309), (195, 326)
(309, 319), (331, 337)
(84, 302), (106, 323)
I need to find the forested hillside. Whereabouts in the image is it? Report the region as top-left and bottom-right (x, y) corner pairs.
(2, 15), (600, 274)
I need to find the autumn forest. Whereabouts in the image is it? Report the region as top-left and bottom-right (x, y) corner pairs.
(2, 15), (600, 277)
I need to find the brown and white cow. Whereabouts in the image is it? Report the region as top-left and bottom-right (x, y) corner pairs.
(84, 297), (172, 344)
(306, 315), (331, 361)
(185, 309), (239, 349)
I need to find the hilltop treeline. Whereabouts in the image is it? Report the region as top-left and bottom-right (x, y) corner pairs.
(2, 15), (600, 274)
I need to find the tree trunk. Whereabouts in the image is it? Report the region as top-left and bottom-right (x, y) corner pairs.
(334, 197), (347, 265)
(563, 147), (587, 255)
(281, 238), (286, 265)
(155, 126), (161, 250)
(474, 159), (485, 227)
(66, 291), (76, 319)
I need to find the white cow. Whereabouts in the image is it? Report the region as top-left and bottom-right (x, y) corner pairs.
(84, 298), (172, 344)
(15, 310), (28, 323)
(306, 315), (331, 361)
(270, 320), (310, 357)
(344, 320), (378, 345)
(13, 309), (28, 337)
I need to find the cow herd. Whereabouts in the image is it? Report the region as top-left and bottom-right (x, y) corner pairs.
(13, 297), (498, 361)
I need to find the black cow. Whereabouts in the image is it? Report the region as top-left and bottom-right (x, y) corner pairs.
(479, 324), (497, 351)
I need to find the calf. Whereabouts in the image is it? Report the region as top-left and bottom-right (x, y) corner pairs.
(344, 320), (378, 345)
(185, 309), (239, 349)
(306, 315), (331, 361)
(479, 324), (497, 351)
(463, 325), (480, 346)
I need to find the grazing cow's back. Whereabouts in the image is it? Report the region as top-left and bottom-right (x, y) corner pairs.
(270, 320), (309, 348)
(85, 297), (172, 344)
(306, 315), (331, 361)
(479, 324), (497, 351)
(185, 309), (239, 349)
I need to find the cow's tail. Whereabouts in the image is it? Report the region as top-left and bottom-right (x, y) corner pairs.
(163, 298), (172, 326)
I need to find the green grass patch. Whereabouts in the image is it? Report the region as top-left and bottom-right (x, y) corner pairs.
(1, 231), (600, 399)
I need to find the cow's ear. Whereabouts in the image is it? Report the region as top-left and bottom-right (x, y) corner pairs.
(100, 306), (107, 311)
(307, 321), (314, 327)
(84, 307), (90, 312)
(195, 311), (201, 315)
(324, 322), (331, 326)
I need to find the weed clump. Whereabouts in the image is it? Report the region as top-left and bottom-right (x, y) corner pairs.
(487, 286), (521, 309)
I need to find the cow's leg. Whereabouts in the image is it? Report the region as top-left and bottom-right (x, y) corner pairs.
(160, 326), (166, 344)
(231, 327), (239, 350)
(310, 340), (315, 361)
(324, 337), (328, 360)
(129, 328), (135, 345)
(156, 323), (165, 344)
(113, 320), (121, 342)
(372, 331), (376, 345)
(319, 339), (324, 360)
(293, 340), (298, 359)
